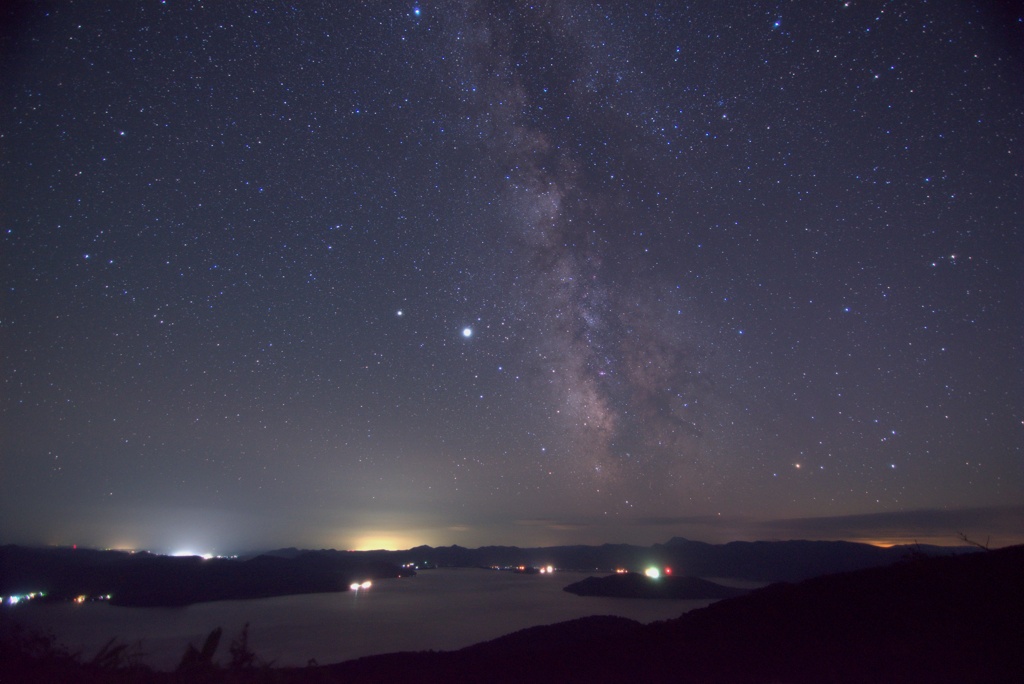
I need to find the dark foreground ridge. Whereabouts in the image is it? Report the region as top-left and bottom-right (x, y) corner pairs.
(3, 543), (1021, 682)
(563, 572), (748, 599)
(315, 544), (1024, 684)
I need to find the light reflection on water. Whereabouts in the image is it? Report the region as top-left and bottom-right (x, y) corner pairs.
(7, 568), (720, 669)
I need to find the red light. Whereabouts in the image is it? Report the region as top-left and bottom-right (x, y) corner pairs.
(664, 567), (672, 575)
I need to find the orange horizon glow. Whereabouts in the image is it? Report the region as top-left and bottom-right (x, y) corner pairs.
(347, 531), (426, 551)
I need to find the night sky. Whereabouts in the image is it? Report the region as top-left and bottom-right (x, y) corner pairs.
(2, 2), (1021, 554)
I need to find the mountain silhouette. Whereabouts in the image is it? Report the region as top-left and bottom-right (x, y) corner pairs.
(319, 544), (1024, 683)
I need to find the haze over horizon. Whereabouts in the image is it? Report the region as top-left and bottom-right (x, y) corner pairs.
(2, 2), (1021, 555)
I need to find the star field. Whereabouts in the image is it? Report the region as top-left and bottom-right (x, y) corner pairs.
(1, 1), (1021, 552)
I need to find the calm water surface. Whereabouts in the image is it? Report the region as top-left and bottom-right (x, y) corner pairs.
(6, 568), (720, 669)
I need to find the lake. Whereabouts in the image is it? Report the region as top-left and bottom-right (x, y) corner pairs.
(4, 568), (723, 670)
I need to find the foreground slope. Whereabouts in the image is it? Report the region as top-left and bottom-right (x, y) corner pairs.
(317, 544), (1023, 684)
(2, 545), (1020, 682)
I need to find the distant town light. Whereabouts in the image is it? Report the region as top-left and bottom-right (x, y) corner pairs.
(7, 591), (47, 605)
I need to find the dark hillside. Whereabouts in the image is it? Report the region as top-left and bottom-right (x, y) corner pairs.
(319, 544), (1024, 683)
(3, 544), (1019, 683)
(0, 546), (411, 606)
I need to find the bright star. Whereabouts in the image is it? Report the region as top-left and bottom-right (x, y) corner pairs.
(462, 327), (473, 338)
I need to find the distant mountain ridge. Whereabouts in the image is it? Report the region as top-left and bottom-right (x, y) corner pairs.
(0, 546), (411, 606)
(1, 538), (978, 607)
(254, 537), (977, 582)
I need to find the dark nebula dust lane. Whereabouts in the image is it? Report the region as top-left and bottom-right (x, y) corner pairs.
(1, 1), (1021, 552)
